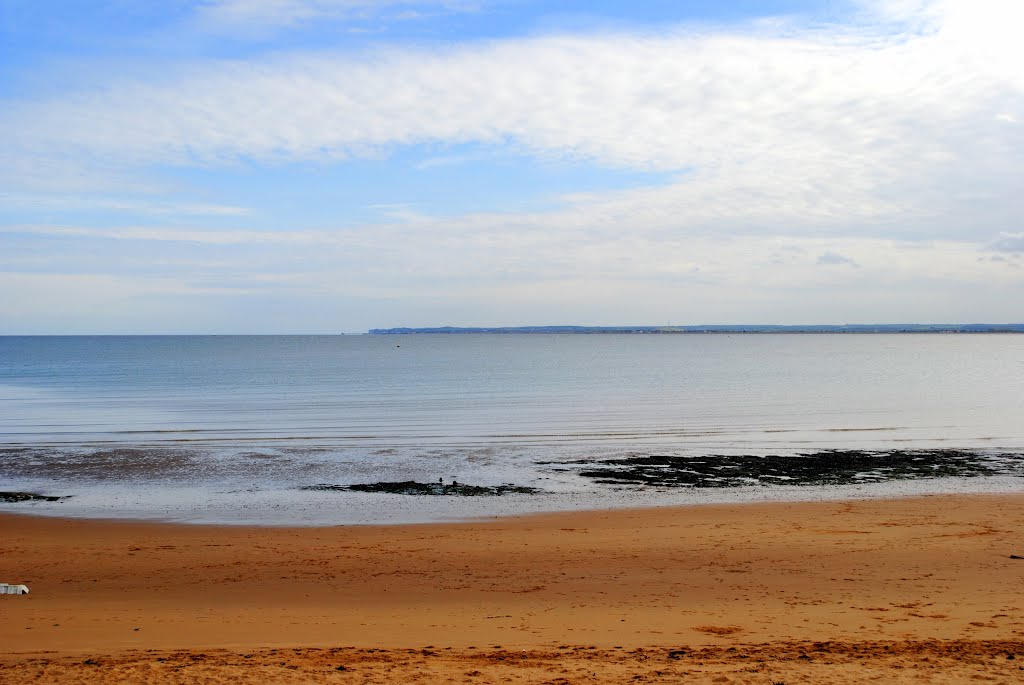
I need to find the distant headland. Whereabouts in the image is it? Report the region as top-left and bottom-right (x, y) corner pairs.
(367, 324), (1024, 335)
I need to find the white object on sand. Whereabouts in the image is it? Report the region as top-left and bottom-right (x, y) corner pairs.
(0, 583), (29, 594)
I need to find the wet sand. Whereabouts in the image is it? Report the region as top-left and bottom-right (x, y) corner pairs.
(2, 494), (1024, 683)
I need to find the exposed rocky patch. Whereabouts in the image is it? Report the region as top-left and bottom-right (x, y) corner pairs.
(301, 481), (540, 496)
(557, 450), (1024, 488)
(0, 491), (70, 503)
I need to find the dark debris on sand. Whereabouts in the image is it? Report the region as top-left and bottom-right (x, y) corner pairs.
(301, 481), (540, 496)
(556, 449), (1024, 488)
(0, 491), (70, 503)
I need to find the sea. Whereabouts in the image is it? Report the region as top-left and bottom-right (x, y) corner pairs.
(1, 334), (1022, 524)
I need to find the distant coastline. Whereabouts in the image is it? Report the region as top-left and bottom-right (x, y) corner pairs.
(367, 324), (1024, 334)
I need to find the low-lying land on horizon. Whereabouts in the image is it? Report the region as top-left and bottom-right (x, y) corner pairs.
(368, 323), (1024, 334)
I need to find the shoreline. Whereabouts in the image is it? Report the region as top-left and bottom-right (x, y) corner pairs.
(3, 471), (1023, 526)
(3, 484), (1022, 527)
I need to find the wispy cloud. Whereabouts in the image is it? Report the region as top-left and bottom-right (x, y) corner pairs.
(989, 233), (1024, 252)
(5, 217), (1017, 285)
(816, 251), (859, 266)
(1, 224), (310, 245)
(0, 194), (250, 217)
(3, 210), (1020, 331)
(193, 0), (480, 35)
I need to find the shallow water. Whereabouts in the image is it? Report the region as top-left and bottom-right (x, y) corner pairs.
(1, 334), (1022, 523)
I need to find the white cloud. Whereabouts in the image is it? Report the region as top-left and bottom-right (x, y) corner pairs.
(3, 0), (1023, 243)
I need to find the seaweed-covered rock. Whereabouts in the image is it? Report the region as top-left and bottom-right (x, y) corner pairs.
(560, 450), (1024, 488)
(0, 491), (70, 503)
(301, 481), (539, 496)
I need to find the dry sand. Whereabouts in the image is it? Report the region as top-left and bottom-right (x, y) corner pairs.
(2, 493), (1023, 683)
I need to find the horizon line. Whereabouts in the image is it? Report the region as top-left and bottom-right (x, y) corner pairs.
(9, 322), (1024, 336)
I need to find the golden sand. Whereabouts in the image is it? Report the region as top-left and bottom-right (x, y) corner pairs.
(2, 494), (1023, 683)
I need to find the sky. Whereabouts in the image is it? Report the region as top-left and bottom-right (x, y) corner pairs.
(1, 0), (1022, 334)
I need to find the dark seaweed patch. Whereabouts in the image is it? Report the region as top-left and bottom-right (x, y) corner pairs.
(560, 450), (1024, 488)
(301, 481), (539, 496)
(0, 491), (70, 503)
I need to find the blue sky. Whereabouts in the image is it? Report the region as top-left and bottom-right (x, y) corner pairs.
(1, 0), (1022, 333)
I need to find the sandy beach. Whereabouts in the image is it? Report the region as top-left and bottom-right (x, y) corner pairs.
(2, 494), (1023, 683)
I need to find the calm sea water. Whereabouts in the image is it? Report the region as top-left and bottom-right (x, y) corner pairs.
(1, 334), (1022, 523)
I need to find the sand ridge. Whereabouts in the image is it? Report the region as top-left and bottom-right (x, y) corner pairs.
(3, 640), (1024, 684)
